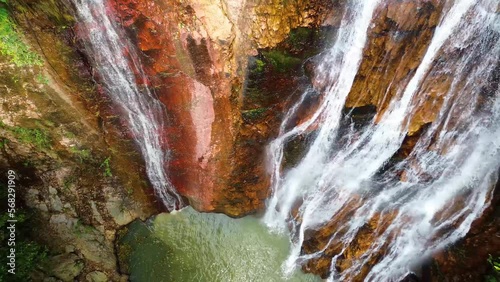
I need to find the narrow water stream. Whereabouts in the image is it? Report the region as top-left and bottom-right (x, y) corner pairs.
(119, 207), (321, 282)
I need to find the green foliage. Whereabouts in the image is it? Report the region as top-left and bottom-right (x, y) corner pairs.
(242, 108), (267, 122)
(0, 138), (8, 148)
(253, 59), (266, 73)
(287, 27), (313, 49)
(70, 147), (92, 163)
(63, 131), (76, 139)
(486, 255), (500, 282)
(489, 255), (500, 272)
(22, 159), (34, 167)
(73, 219), (95, 237)
(0, 8), (43, 66)
(35, 73), (49, 85)
(262, 50), (301, 73)
(0, 184), (48, 282)
(100, 157), (112, 177)
(486, 276), (498, 282)
(244, 86), (270, 106)
(63, 174), (76, 190)
(11, 127), (51, 149)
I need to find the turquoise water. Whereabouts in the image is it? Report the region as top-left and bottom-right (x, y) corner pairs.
(119, 207), (321, 282)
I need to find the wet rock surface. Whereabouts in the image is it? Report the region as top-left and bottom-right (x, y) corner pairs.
(108, 0), (340, 216)
(1, 0), (498, 281)
(1, 1), (158, 280)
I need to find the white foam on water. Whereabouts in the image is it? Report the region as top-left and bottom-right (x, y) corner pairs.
(73, 0), (182, 210)
(264, 0), (500, 281)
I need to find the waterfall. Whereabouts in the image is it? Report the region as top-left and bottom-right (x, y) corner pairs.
(72, 0), (182, 210)
(264, 0), (500, 281)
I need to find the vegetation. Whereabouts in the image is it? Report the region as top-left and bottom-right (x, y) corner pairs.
(70, 147), (92, 163)
(100, 157), (112, 177)
(0, 138), (8, 148)
(262, 50), (301, 73)
(0, 185), (48, 282)
(11, 127), (51, 149)
(286, 27), (313, 50)
(253, 59), (266, 73)
(35, 73), (49, 84)
(63, 174), (77, 190)
(0, 7), (43, 66)
(489, 255), (500, 272)
(242, 108), (267, 122)
(486, 255), (500, 282)
(74, 219), (95, 237)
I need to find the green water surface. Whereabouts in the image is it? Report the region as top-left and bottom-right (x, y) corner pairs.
(119, 207), (321, 282)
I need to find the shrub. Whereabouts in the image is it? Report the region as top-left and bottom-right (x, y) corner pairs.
(0, 7), (43, 66)
(11, 127), (51, 149)
(100, 157), (112, 177)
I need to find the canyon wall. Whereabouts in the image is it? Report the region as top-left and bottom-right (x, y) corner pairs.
(1, 0), (498, 281)
(107, 0), (337, 216)
(105, 0), (499, 279)
(1, 1), (158, 280)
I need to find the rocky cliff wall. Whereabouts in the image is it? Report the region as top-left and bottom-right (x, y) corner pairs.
(1, 1), (158, 280)
(107, 0), (338, 216)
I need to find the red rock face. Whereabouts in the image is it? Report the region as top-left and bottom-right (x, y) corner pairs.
(107, 0), (245, 213)
(109, 0), (216, 210)
(100, 0), (334, 216)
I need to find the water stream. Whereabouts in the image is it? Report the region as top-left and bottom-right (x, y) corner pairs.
(72, 0), (182, 210)
(264, 0), (500, 281)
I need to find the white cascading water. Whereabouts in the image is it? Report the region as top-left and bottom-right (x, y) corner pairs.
(72, 0), (182, 210)
(264, 0), (500, 281)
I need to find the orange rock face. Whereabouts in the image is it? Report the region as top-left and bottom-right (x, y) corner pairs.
(107, 0), (334, 216)
(346, 0), (444, 133)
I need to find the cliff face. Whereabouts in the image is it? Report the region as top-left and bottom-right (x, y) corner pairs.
(1, 0), (338, 279)
(2, 0), (499, 281)
(106, 0), (337, 216)
(102, 1), (499, 279)
(285, 1), (500, 280)
(1, 1), (158, 280)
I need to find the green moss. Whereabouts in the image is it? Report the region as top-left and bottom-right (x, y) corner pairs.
(0, 7), (43, 66)
(253, 59), (266, 73)
(287, 27), (313, 49)
(11, 127), (51, 149)
(100, 157), (112, 177)
(262, 50), (301, 73)
(63, 131), (76, 139)
(241, 108), (267, 122)
(487, 255), (500, 281)
(73, 219), (96, 237)
(70, 147), (92, 163)
(244, 86), (269, 106)
(0, 138), (8, 148)
(22, 159), (33, 167)
(282, 134), (311, 170)
(63, 174), (77, 190)
(35, 73), (49, 85)
(489, 255), (500, 272)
